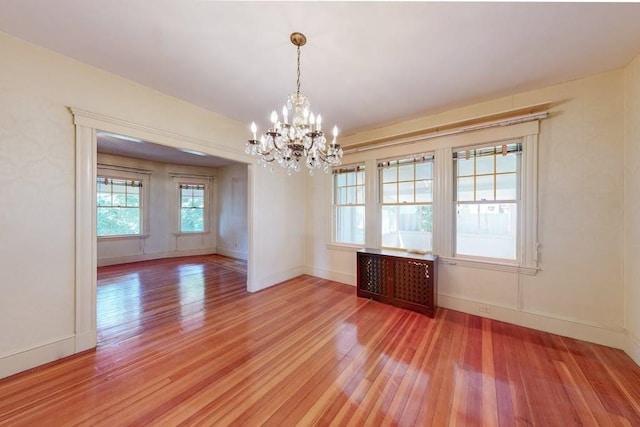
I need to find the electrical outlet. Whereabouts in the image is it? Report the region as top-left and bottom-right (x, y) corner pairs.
(479, 305), (491, 314)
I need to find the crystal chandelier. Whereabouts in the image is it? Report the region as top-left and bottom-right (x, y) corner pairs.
(246, 32), (343, 175)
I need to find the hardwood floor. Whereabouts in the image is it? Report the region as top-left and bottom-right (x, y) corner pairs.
(1, 254), (640, 426)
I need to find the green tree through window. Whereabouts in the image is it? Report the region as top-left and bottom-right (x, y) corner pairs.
(97, 177), (141, 236)
(180, 184), (205, 233)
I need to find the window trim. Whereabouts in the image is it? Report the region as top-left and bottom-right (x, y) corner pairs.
(333, 119), (540, 274)
(96, 167), (150, 239)
(330, 163), (366, 247)
(378, 154), (434, 253)
(452, 141), (521, 262)
(173, 176), (210, 235)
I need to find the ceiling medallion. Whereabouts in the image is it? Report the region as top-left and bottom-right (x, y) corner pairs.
(246, 32), (343, 175)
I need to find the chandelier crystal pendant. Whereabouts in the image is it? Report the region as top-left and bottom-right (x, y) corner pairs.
(246, 32), (343, 175)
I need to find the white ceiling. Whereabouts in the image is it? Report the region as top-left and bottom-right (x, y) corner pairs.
(96, 132), (236, 168)
(2, 1), (640, 164)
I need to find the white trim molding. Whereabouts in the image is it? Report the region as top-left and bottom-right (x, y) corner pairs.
(0, 336), (75, 380)
(75, 124), (97, 353)
(70, 107), (256, 366)
(70, 107), (252, 164)
(625, 330), (640, 366)
(97, 249), (217, 267)
(438, 294), (625, 350)
(304, 265), (356, 286)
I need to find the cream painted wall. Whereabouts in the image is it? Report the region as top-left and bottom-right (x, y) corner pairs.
(0, 31), (305, 378)
(216, 163), (248, 260)
(96, 153), (221, 266)
(248, 165), (306, 292)
(306, 69), (627, 349)
(625, 53), (640, 364)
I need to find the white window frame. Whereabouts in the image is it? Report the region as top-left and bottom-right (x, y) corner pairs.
(173, 176), (210, 235)
(96, 166), (150, 239)
(453, 141), (522, 263)
(331, 163), (366, 247)
(378, 154), (434, 253)
(337, 119), (540, 274)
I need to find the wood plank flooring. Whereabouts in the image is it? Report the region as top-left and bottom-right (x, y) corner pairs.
(1, 254), (640, 426)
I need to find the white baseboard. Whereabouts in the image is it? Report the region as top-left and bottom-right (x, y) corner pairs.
(438, 294), (625, 349)
(624, 330), (640, 366)
(0, 336), (76, 380)
(251, 266), (306, 293)
(97, 248), (216, 266)
(75, 330), (97, 353)
(304, 266), (355, 286)
(216, 246), (248, 260)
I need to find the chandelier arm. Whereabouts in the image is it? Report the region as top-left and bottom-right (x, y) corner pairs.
(247, 32), (341, 173)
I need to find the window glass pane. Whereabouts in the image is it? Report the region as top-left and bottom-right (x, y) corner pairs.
(496, 173), (517, 200)
(415, 162), (432, 180)
(476, 175), (495, 200)
(398, 164), (414, 181)
(457, 177), (474, 202)
(383, 183), (397, 203)
(338, 187), (348, 204)
(112, 193), (127, 206)
(346, 172), (356, 186)
(336, 173), (346, 187)
(356, 171), (365, 186)
(126, 194), (140, 207)
(192, 196), (204, 208)
(181, 196), (192, 208)
(382, 167), (397, 183)
(456, 203), (516, 260)
(398, 181), (414, 203)
(128, 185), (139, 195)
(457, 158), (474, 176)
(381, 204), (432, 251)
(476, 155), (494, 175)
(335, 206), (365, 245)
(97, 182), (110, 193)
(415, 180), (432, 203)
(192, 188), (204, 198)
(97, 207), (140, 236)
(346, 186), (356, 204)
(356, 186), (365, 204)
(496, 152), (517, 173)
(97, 194), (112, 207)
(181, 208), (204, 232)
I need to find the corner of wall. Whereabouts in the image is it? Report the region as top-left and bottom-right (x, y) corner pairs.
(625, 329), (640, 366)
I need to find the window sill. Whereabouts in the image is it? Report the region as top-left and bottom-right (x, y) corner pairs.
(438, 256), (538, 275)
(98, 234), (149, 241)
(173, 231), (210, 237)
(326, 243), (364, 253)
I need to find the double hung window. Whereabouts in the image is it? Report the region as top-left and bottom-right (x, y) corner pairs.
(97, 176), (142, 237)
(379, 155), (434, 252)
(454, 142), (521, 260)
(179, 183), (206, 233)
(332, 165), (365, 245)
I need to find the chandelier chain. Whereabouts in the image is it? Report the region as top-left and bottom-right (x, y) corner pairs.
(296, 45), (301, 95)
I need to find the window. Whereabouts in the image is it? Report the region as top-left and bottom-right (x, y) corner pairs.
(97, 176), (142, 237)
(454, 142), (521, 260)
(332, 165), (365, 245)
(379, 155), (433, 252)
(179, 183), (206, 233)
